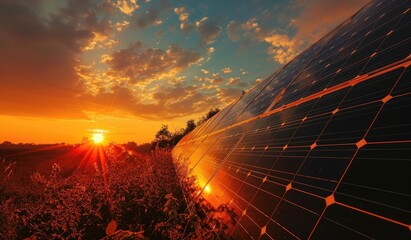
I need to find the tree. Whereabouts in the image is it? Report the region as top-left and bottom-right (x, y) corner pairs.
(0, 141), (12, 146)
(151, 109), (221, 149)
(197, 108), (220, 126)
(153, 125), (173, 148)
(155, 125), (172, 141)
(125, 141), (138, 150)
(183, 119), (196, 135)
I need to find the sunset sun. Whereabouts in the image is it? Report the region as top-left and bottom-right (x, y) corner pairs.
(90, 129), (107, 144)
(92, 133), (104, 144)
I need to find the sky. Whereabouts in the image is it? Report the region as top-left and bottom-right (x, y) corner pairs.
(0, 0), (368, 144)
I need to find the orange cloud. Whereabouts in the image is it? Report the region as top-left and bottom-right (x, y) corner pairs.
(79, 85), (222, 120)
(0, 0), (112, 119)
(217, 88), (243, 105)
(106, 42), (202, 83)
(226, 18), (296, 63)
(115, 21), (130, 31)
(211, 73), (225, 84)
(135, 8), (162, 28)
(174, 6), (194, 34)
(196, 17), (222, 45)
(115, 0), (139, 16)
(263, 32), (297, 64)
(226, 0), (368, 64)
(0, 0), (223, 122)
(201, 69), (210, 74)
(222, 67), (232, 74)
(242, 18), (259, 30)
(134, 0), (170, 28)
(227, 77), (247, 88)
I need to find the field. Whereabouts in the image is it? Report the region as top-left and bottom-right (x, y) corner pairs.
(0, 144), (235, 239)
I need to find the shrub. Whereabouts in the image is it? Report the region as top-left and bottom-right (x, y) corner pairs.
(0, 146), (236, 239)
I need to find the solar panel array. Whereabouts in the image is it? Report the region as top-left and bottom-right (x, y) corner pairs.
(173, 0), (411, 239)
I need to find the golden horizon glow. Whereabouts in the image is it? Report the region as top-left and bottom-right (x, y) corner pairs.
(0, 114), (201, 144)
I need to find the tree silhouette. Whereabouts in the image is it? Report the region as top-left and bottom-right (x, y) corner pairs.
(153, 125), (173, 148)
(152, 108), (221, 148)
(196, 108), (220, 126)
(183, 119), (196, 135)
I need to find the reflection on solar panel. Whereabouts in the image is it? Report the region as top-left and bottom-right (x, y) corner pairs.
(173, 0), (411, 239)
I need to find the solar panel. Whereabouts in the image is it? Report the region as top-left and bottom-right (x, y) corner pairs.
(173, 0), (411, 239)
(232, 26), (340, 125)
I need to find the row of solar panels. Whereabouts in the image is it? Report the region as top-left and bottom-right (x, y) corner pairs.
(173, 0), (410, 239)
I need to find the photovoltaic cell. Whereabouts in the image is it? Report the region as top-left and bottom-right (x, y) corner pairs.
(211, 75), (275, 131)
(232, 26), (340, 125)
(173, 0), (411, 239)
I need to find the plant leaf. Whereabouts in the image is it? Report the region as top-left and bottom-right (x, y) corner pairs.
(106, 220), (117, 236)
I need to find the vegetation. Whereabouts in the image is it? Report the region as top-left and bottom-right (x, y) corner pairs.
(0, 108), (231, 239)
(151, 108), (220, 148)
(196, 108), (220, 126)
(0, 146), (235, 239)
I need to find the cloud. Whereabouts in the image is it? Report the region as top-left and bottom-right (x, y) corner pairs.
(227, 21), (241, 41)
(222, 67), (232, 74)
(174, 7), (189, 21)
(83, 32), (117, 51)
(79, 84), (222, 120)
(226, 0), (367, 64)
(115, 0), (139, 16)
(242, 18), (259, 30)
(227, 77), (248, 88)
(180, 22), (195, 34)
(207, 47), (215, 54)
(2, 0), (366, 123)
(106, 42), (202, 83)
(211, 73), (225, 84)
(134, 0), (170, 28)
(174, 6), (194, 34)
(227, 18), (262, 41)
(226, 18), (296, 63)
(226, 77), (248, 88)
(153, 84), (196, 102)
(227, 77), (240, 86)
(100, 54), (113, 63)
(0, 0), (112, 119)
(217, 88), (243, 105)
(115, 21), (130, 31)
(201, 69), (209, 74)
(263, 32), (297, 64)
(206, 47), (215, 61)
(135, 8), (162, 28)
(196, 17), (222, 45)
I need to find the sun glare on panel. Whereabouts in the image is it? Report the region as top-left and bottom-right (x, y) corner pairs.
(204, 184), (211, 194)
